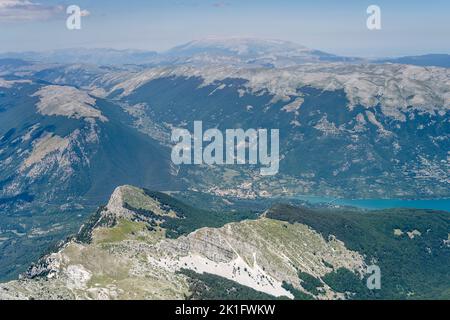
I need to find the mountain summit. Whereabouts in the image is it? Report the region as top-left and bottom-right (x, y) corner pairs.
(165, 38), (356, 66)
(167, 38), (312, 56)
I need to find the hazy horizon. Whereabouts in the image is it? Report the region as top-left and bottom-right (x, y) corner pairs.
(1, 37), (450, 60)
(1, 0), (450, 57)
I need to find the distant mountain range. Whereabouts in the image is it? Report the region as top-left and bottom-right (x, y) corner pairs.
(1, 38), (449, 68)
(377, 54), (450, 68)
(0, 48), (158, 66)
(164, 38), (361, 66)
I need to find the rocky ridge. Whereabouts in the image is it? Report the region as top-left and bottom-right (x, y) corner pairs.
(0, 185), (366, 300)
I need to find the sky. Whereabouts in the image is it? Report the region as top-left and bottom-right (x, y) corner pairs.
(0, 0), (449, 57)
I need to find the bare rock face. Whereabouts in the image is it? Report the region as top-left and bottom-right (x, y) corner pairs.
(103, 186), (136, 220)
(157, 218), (366, 299)
(33, 85), (107, 122)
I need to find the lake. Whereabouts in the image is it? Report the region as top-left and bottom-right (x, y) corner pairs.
(291, 195), (450, 212)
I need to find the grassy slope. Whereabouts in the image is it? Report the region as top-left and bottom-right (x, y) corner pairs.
(129, 190), (259, 238)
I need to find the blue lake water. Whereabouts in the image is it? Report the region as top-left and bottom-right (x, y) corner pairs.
(291, 195), (450, 212)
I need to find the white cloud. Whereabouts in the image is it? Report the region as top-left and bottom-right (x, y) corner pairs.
(0, 0), (64, 21)
(80, 9), (90, 17)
